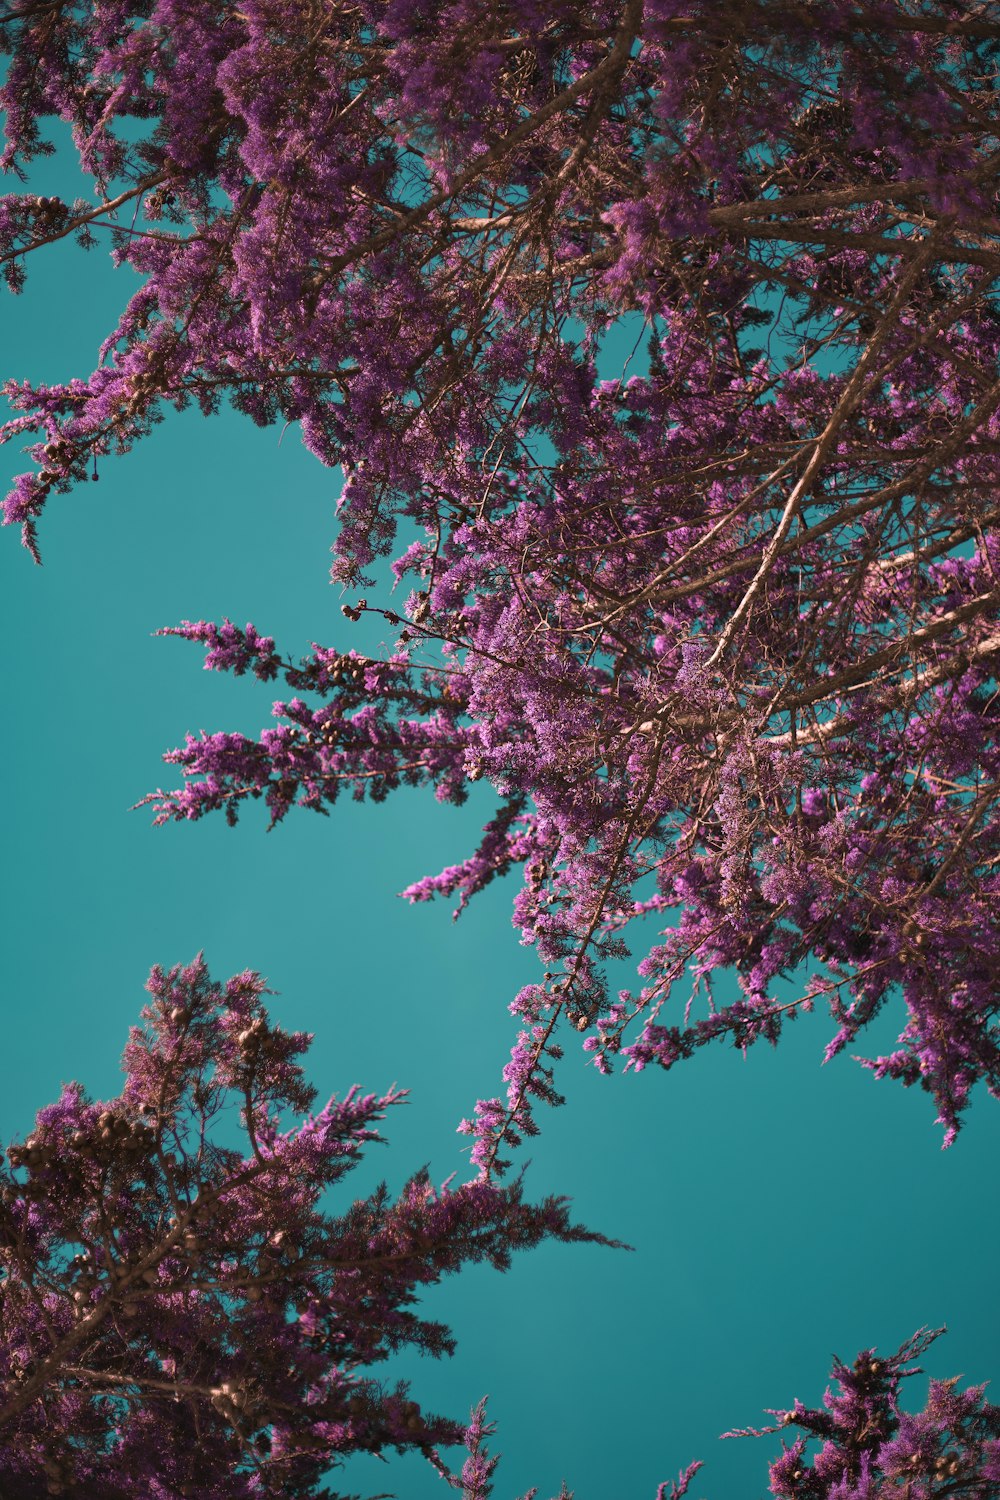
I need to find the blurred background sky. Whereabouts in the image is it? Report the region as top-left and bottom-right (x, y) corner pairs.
(2, 140), (1000, 1500)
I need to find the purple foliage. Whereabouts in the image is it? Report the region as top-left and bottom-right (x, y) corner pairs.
(725, 1327), (1000, 1500)
(0, 957), (617, 1496)
(5, 0), (995, 1167)
(3, 6), (1000, 1491)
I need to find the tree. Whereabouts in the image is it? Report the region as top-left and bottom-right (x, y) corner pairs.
(0, 955), (617, 1497)
(2, 5), (1000, 1495)
(4, 0), (997, 1166)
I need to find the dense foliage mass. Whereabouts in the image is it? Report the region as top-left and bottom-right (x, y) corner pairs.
(2, 3), (999, 1158)
(0, 957), (617, 1497)
(3, 4), (1000, 1495)
(722, 1327), (1000, 1500)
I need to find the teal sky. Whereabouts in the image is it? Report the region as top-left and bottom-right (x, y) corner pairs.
(3, 146), (1000, 1500)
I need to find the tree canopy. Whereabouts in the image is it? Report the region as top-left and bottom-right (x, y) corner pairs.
(3, 5), (1000, 1491)
(5, 1), (1000, 1166)
(0, 958), (616, 1496)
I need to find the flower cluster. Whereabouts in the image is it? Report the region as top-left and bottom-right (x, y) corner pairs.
(3, 3), (999, 1163)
